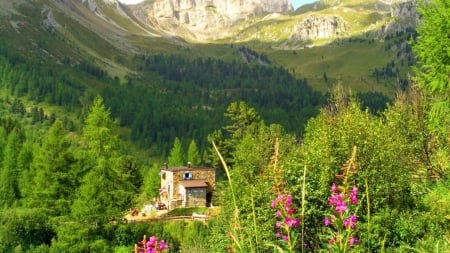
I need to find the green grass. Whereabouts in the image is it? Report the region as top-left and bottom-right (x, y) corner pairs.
(265, 39), (398, 94)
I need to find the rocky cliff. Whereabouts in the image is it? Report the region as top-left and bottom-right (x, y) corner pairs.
(376, 1), (418, 37)
(132, 0), (292, 39)
(289, 15), (349, 42)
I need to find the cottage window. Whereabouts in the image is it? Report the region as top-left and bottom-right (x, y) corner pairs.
(183, 172), (193, 180)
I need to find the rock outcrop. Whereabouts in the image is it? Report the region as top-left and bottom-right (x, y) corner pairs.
(135, 0), (292, 36)
(289, 15), (349, 42)
(378, 1), (418, 36)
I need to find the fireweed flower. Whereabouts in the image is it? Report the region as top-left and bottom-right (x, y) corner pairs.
(343, 215), (357, 229)
(348, 237), (359, 245)
(350, 187), (358, 204)
(271, 193), (302, 252)
(324, 182), (359, 251)
(138, 235), (169, 253)
(285, 194), (293, 207)
(324, 217), (331, 226)
(284, 217), (300, 228)
(332, 183), (338, 193)
(335, 199), (347, 213)
(271, 199), (277, 208)
(159, 240), (168, 251)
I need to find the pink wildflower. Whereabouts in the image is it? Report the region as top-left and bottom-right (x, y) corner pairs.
(331, 183), (338, 193)
(324, 217), (331, 226)
(285, 194), (293, 207)
(271, 199), (277, 208)
(348, 236), (359, 245)
(350, 187), (358, 204)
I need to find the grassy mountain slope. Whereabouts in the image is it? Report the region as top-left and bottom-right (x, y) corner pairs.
(0, 0), (415, 156)
(2, 0), (415, 94)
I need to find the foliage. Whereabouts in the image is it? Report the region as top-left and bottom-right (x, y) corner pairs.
(412, 0), (450, 178)
(168, 137), (185, 167)
(413, 0), (449, 98)
(0, 208), (54, 252)
(71, 96), (135, 225)
(187, 140), (201, 166)
(0, 128), (24, 208)
(26, 120), (77, 216)
(322, 149), (360, 252)
(140, 163), (162, 202)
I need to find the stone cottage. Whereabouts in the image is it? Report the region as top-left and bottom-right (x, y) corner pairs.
(159, 163), (215, 210)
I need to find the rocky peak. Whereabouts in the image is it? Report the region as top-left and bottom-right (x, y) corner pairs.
(135, 0), (292, 39)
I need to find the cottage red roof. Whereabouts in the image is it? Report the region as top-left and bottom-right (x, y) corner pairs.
(179, 180), (209, 188)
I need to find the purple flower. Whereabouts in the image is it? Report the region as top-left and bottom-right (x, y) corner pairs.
(348, 236), (359, 245)
(285, 194), (292, 207)
(275, 231), (281, 237)
(350, 187), (358, 204)
(343, 215), (358, 229)
(284, 217), (300, 228)
(275, 210), (282, 218)
(271, 199), (277, 208)
(331, 183), (338, 193)
(159, 240), (169, 250)
(286, 207), (296, 215)
(328, 193), (343, 206)
(282, 235), (288, 241)
(324, 217), (331, 226)
(275, 221), (282, 228)
(335, 199), (347, 213)
(277, 194), (285, 201)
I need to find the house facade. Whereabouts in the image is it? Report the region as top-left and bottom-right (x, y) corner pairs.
(160, 164), (215, 210)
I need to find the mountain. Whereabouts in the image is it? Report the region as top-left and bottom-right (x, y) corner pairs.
(130, 0), (293, 40)
(0, 0), (420, 95)
(2, 0), (418, 49)
(0, 0), (418, 153)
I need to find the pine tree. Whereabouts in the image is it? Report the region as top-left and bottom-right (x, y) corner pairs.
(27, 120), (77, 216)
(187, 139), (201, 165)
(71, 96), (134, 224)
(168, 137), (185, 166)
(0, 129), (23, 208)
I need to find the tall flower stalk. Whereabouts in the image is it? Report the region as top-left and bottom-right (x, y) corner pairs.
(323, 147), (360, 252)
(268, 139), (306, 253)
(270, 193), (301, 252)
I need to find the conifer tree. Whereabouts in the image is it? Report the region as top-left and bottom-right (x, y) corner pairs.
(71, 96), (134, 224)
(187, 139), (201, 165)
(28, 120), (76, 215)
(168, 137), (184, 166)
(413, 0), (450, 131)
(413, 0), (449, 176)
(0, 129), (23, 208)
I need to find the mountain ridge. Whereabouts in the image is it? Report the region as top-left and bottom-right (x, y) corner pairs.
(0, 0), (418, 94)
